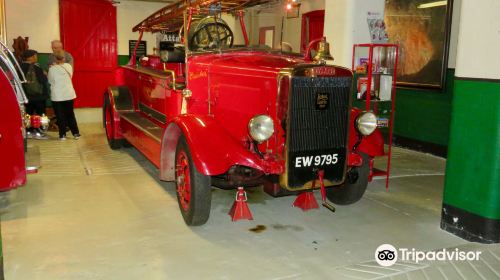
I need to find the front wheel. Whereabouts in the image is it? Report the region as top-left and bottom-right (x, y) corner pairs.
(326, 152), (370, 205)
(103, 97), (122, 150)
(175, 136), (211, 226)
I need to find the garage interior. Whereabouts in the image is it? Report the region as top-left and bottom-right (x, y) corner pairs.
(1, 0), (499, 279)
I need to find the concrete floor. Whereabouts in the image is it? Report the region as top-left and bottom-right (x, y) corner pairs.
(1, 116), (499, 279)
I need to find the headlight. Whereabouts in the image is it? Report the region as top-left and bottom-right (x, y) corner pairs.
(40, 114), (50, 131)
(356, 112), (377, 136)
(248, 115), (274, 142)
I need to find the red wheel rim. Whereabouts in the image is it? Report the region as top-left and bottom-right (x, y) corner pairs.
(105, 104), (113, 141)
(176, 150), (191, 211)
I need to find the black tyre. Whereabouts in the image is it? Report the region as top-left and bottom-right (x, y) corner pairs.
(175, 136), (211, 226)
(122, 139), (133, 148)
(326, 152), (370, 205)
(103, 97), (122, 150)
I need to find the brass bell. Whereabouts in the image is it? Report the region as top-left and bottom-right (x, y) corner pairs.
(313, 37), (334, 62)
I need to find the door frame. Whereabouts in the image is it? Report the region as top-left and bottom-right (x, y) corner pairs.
(259, 26), (275, 48)
(300, 10), (325, 52)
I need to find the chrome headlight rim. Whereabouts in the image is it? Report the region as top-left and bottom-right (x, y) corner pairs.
(356, 111), (378, 136)
(248, 114), (275, 143)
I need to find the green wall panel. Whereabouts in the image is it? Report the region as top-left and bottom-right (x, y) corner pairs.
(443, 78), (500, 219)
(393, 69), (454, 146)
(118, 55), (129, 66)
(37, 53), (129, 68)
(353, 69), (454, 147)
(36, 53), (50, 70)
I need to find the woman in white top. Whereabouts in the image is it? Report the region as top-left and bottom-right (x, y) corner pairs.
(48, 50), (80, 140)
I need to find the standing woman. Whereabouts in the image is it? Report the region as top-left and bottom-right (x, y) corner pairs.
(48, 50), (80, 140)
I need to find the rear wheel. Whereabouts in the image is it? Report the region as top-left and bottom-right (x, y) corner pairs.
(103, 97), (122, 150)
(326, 152), (370, 205)
(175, 136), (211, 226)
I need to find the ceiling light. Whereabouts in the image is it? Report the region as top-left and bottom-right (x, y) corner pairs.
(417, 1), (447, 9)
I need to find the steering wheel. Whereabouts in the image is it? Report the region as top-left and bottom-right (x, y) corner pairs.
(189, 22), (233, 51)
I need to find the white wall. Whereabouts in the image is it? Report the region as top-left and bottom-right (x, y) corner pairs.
(323, 0), (385, 68)
(323, 0), (353, 68)
(221, 13), (248, 46)
(4, 0), (164, 55)
(455, 0), (500, 79)
(447, 0), (461, 68)
(116, 1), (165, 55)
(284, 0), (325, 50)
(5, 0), (59, 53)
(255, 11), (282, 46)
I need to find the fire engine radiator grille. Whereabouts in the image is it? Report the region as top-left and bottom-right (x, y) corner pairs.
(288, 76), (351, 153)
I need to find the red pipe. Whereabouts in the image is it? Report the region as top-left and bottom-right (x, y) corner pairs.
(238, 10), (249, 46)
(128, 30), (144, 66)
(185, 8), (194, 43)
(303, 37), (323, 61)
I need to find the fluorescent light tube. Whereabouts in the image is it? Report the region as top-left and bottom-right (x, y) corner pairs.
(417, 1), (447, 9)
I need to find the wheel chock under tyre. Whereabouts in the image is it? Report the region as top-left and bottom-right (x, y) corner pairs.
(229, 187), (253, 222)
(293, 191), (319, 211)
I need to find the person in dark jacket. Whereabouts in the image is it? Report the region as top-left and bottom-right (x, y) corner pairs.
(21, 49), (49, 139)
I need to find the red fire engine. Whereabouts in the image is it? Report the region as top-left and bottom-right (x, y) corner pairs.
(104, 0), (385, 225)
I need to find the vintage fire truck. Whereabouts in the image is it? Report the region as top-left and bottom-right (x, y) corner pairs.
(104, 0), (385, 225)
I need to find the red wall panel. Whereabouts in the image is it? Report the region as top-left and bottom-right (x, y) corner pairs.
(60, 0), (117, 107)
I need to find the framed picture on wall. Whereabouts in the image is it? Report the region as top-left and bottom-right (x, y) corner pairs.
(384, 0), (453, 89)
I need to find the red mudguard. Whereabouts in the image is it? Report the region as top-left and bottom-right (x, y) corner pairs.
(159, 114), (279, 181)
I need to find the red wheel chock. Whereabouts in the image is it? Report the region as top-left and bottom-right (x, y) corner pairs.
(229, 187), (253, 222)
(293, 191), (319, 211)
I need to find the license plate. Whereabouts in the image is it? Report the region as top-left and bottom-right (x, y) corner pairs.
(294, 153), (339, 168)
(287, 149), (346, 188)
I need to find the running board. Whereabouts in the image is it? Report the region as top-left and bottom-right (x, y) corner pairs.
(119, 111), (163, 167)
(120, 111), (163, 142)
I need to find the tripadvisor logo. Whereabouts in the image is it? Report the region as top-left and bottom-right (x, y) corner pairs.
(375, 244), (482, 266)
(375, 244), (398, 266)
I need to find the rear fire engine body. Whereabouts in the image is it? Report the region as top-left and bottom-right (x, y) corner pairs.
(104, 0), (385, 225)
(0, 42), (42, 191)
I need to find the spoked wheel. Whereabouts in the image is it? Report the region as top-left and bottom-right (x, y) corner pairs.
(175, 136), (211, 226)
(103, 97), (122, 150)
(189, 21), (233, 50)
(326, 152), (370, 205)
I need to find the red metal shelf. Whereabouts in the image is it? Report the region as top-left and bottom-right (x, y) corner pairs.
(352, 43), (399, 189)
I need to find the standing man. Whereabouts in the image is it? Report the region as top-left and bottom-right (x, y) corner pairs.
(47, 40), (74, 68)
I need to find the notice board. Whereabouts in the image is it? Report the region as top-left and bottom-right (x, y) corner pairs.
(129, 40), (147, 60)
